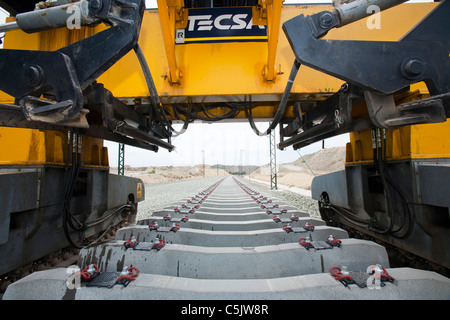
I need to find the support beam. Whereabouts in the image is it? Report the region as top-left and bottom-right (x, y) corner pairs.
(260, 0), (283, 81)
(118, 143), (125, 176)
(269, 126), (277, 190)
(157, 0), (183, 84)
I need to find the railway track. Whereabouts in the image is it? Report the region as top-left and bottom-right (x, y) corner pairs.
(3, 176), (450, 300)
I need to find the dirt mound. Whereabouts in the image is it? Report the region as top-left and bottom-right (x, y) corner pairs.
(115, 165), (230, 184)
(114, 147), (346, 189)
(250, 147), (346, 190)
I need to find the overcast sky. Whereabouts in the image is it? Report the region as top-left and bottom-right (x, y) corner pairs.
(105, 123), (350, 167)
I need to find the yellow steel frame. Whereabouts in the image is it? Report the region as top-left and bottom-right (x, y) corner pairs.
(346, 122), (450, 164)
(96, 4), (436, 103)
(0, 127), (109, 167)
(156, 0), (284, 84)
(253, 0), (284, 81)
(0, 3), (448, 167)
(157, 0), (187, 84)
(1, 4), (435, 106)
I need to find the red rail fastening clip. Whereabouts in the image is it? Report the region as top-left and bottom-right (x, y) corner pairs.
(152, 238), (166, 251)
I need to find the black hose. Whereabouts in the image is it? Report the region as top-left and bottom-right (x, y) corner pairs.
(376, 134), (396, 234)
(86, 204), (132, 228)
(245, 60), (301, 136)
(171, 104), (192, 137)
(369, 129), (414, 238)
(62, 132), (84, 248)
(134, 44), (179, 138)
(382, 163), (415, 239)
(61, 133), (137, 248)
(327, 205), (372, 227)
(172, 102), (241, 122)
(200, 103), (239, 120)
(63, 133), (84, 232)
(325, 129), (414, 239)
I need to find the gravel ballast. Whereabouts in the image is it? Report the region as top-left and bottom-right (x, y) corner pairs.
(137, 176), (227, 220)
(240, 178), (321, 218)
(136, 176), (320, 221)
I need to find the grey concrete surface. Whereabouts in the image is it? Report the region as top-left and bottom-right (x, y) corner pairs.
(78, 239), (390, 279)
(114, 225), (349, 247)
(152, 209), (310, 221)
(4, 176), (450, 300)
(4, 267), (450, 300)
(137, 216), (326, 231)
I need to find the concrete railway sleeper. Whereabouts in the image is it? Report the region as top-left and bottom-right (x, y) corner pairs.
(3, 177), (450, 299)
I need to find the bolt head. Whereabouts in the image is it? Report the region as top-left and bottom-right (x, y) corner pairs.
(24, 65), (44, 87)
(89, 0), (103, 12)
(401, 58), (424, 79)
(406, 59), (423, 76)
(319, 11), (334, 28)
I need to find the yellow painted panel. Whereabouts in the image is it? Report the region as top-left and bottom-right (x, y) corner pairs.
(0, 127), (47, 165)
(1, 3), (444, 166)
(97, 3), (438, 100)
(0, 20), (107, 167)
(410, 122), (450, 159)
(347, 120), (450, 165)
(1, 4), (438, 101)
(0, 127), (109, 167)
(348, 130), (375, 164)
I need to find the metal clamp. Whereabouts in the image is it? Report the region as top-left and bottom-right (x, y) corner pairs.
(152, 238), (166, 251)
(330, 264), (394, 288)
(299, 235), (341, 250)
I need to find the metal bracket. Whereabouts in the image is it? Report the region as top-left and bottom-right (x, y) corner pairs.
(283, 2), (450, 96)
(170, 0), (188, 29)
(0, 0), (145, 124)
(0, 50), (84, 123)
(273, 214), (299, 223)
(83, 82), (173, 151)
(330, 264), (395, 288)
(364, 91), (447, 129)
(163, 214), (189, 222)
(279, 83), (371, 150)
(252, 0), (269, 26)
(282, 1), (450, 131)
(148, 223), (180, 232)
(265, 208), (287, 214)
(174, 207), (196, 214)
(157, 0), (182, 84)
(279, 1), (450, 149)
(299, 235), (341, 250)
(283, 222), (314, 233)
